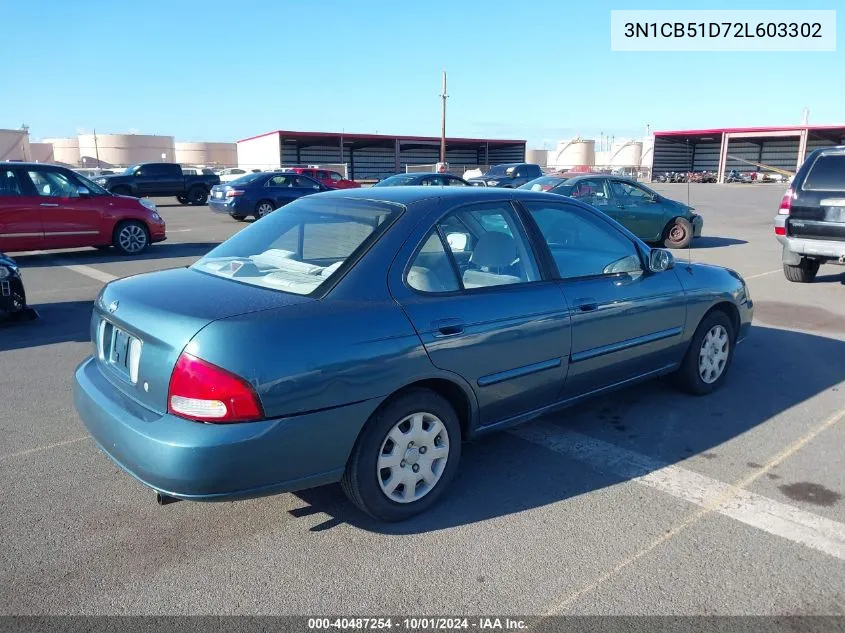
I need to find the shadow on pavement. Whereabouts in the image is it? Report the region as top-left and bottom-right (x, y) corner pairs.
(292, 325), (845, 533)
(693, 237), (748, 249)
(0, 299), (93, 352)
(10, 242), (220, 268)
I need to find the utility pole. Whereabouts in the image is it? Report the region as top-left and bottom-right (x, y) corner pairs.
(93, 128), (101, 168)
(440, 70), (448, 164)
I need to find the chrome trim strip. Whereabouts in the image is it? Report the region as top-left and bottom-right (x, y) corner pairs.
(0, 232), (42, 238)
(477, 357), (562, 387)
(571, 326), (684, 363)
(43, 231), (99, 236)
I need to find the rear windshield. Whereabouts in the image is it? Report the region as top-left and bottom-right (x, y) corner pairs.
(804, 154), (845, 191)
(373, 174), (418, 187)
(229, 172), (265, 186)
(191, 197), (402, 296)
(519, 176), (568, 191)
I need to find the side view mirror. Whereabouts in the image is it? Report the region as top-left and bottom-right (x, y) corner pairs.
(648, 248), (674, 273)
(76, 186), (91, 197)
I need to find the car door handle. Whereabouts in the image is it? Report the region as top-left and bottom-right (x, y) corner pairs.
(573, 299), (598, 312)
(40, 203), (59, 207)
(433, 318), (465, 337)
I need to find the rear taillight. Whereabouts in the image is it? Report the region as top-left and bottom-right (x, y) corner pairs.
(778, 188), (793, 215)
(225, 189), (244, 198)
(775, 225), (786, 235)
(167, 352), (263, 423)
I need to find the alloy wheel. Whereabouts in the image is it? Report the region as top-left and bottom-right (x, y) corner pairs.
(118, 224), (147, 254)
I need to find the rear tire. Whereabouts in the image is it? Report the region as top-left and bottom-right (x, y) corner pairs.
(674, 310), (735, 396)
(341, 388), (461, 522)
(187, 186), (208, 205)
(177, 194), (189, 205)
(255, 200), (275, 218)
(663, 217), (693, 249)
(783, 259), (820, 283)
(112, 220), (149, 255)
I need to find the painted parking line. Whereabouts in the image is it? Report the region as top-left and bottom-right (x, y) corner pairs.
(28, 251), (118, 284)
(745, 269), (782, 280)
(512, 411), (845, 562)
(0, 436), (90, 463)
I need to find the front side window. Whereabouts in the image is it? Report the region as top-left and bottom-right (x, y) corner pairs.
(524, 201), (642, 279)
(609, 180), (653, 201)
(447, 177), (467, 187)
(804, 154), (845, 190)
(0, 169), (23, 196)
(27, 169), (78, 197)
(408, 203), (539, 291)
(330, 172), (343, 182)
(567, 178), (611, 207)
(295, 176), (321, 189)
(373, 174), (417, 187)
(267, 175), (295, 187)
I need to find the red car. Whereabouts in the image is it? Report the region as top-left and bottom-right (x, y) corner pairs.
(0, 163), (166, 255)
(286, 167), (360, 189)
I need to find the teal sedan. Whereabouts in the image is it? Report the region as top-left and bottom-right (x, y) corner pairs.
(521, 174), (703, 249)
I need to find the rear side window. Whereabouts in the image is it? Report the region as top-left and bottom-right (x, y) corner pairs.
(0, 169), (22, 196)
(803, 154), (845, 191)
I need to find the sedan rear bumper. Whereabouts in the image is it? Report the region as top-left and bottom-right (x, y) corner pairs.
(74, 357), (380, 500)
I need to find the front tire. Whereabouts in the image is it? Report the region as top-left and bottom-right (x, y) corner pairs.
(230, 214), (247, 222)
(663, 217), (693, 249)
(341, 388), (461, 522)
(783, 259), (820, 283)
(675, 310), (735, 395)
(112, 220), (149, 255)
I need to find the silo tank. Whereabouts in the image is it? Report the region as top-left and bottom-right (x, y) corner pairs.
(552, 139), (596, 168)
(610, 141), (643, 167)
(43, 137), (80, 165)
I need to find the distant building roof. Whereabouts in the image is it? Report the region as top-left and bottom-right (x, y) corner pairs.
(237, 129), (525, 145)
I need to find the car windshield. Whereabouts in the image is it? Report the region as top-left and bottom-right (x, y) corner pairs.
(191, 197), (402, 296)
(75, 173), (110, 195)
(229, 173), (265, 186)
(373, 174), (418, 187)
(484, 165), (514, 177)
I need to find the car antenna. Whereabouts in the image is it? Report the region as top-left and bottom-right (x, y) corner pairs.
(686, 138), (692, 269)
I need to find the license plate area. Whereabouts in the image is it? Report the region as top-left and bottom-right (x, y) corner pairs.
(214, 191), (223, 199)
(98, 319), (141, 383)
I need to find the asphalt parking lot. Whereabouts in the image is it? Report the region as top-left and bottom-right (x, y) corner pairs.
(1, 184), (844, 616)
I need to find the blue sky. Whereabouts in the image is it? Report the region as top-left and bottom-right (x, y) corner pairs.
(1, 0), (842, 147)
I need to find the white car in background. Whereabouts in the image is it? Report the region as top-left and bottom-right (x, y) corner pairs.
(181, 166), (217, 176)
(75, 168), (119, 178)
(217, 167), (262, 183)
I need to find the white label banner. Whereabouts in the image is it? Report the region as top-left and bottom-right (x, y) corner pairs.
(610, 10), (836, 51)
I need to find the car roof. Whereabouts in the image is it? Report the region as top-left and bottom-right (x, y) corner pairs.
(315, 185), (568, 206)
(2, 162), (69, 169)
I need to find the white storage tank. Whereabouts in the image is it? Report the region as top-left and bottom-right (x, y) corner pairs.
(78, 133), (175, 167)
(640, 137), (654, 169)
(30, 143), (55, 164)
(610, 140), (643, 167)
(551, 139), (595, 169)
(0, 128), (31, 161)
(525, 148), (548, 167)
(175, 141), (237, 167)
(43, 137), (80, 165)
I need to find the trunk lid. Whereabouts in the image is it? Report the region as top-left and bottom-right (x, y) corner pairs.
(92, 267), (313, 413)
(790, 190), (845, 242)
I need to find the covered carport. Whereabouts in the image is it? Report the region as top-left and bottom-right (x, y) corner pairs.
(237, 130), (526, 181)
(652, 125), (845, 183)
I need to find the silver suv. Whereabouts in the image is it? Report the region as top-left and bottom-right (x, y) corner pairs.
(775, 146), (845, 282)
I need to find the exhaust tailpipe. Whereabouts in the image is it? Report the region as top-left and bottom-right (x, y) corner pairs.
(156, 492), (181, 506)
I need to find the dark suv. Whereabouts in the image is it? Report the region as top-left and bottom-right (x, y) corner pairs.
(468, 163), (543, 188)
(775, 147), (845, 282)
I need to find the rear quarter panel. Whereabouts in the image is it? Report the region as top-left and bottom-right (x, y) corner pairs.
(671, 262), (751, 341)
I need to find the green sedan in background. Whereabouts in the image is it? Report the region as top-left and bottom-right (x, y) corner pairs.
(520, 174), (703, 249)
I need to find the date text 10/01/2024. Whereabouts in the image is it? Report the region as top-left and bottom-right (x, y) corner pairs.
(623, 22), (822, 39)
(307, 618), (528, 630)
